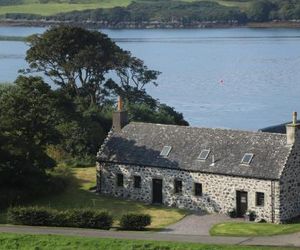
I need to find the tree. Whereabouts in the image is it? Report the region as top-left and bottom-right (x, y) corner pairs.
(247, 0), (275, 22)
(0, 76), (58, 182)
(107, 56), (160, 108)
(25, 26), (128, 106)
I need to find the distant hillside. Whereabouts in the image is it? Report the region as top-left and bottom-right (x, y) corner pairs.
(1, 0), (300, 28)
(0, 0), (250, 16)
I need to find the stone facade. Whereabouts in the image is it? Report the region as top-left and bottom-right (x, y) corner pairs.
(97, 112), (300, 224)
(97, 163), (281, 223)
(279, 130), (300, 221)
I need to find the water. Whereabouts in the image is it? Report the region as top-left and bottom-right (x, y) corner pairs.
(1, 27), (300, 130)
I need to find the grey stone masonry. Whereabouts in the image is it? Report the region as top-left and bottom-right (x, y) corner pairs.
(279, 130), (300, 221)
(97, 120), (300, 223)
(98, 163), (281, 223)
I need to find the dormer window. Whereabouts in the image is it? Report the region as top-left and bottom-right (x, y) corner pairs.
(241, 153), (254, 165)
(197, 149), (210, 161)
(160, 146), (172, 157)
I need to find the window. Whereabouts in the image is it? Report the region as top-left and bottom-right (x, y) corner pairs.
(174, 179), (182, 194)
(256, 192), (265, 206)
(197, 149), (210, 160)
(117, 174), (123, 187)
(134, 176), (141, 188)
(160, 146), (172, 157)
(194, 183), (203, 196)
(241, 153), (254, 165)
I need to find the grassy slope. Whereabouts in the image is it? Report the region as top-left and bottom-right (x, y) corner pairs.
(0, 167), (187, 229)
(0, 233), (299, 250)
(0, 0), (132, 16)
(210, 222), (300, 237)
(0, 0), (251, 16)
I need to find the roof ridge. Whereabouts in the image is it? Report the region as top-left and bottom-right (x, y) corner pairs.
(128, 122), (286, 137)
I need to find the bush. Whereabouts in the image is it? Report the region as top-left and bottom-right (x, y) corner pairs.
(67, 209), (113, 229)
(7, 207), (113, 230)
(7, 207), (53, 226)
(120, 213), (151, 230)
(227, 209), (237, 218)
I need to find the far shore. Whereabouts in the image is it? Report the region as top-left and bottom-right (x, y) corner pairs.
(1, 19), (300, 30)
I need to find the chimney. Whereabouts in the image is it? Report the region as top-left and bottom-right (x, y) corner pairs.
(286, 112), (300, 145)
(112, 96), (128, 132)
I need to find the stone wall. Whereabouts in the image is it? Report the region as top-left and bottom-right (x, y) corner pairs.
(279, 130), (300, 221)
(97, 163), (280, 223)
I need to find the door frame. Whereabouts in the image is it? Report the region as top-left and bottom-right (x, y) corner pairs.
(236, 190), (248, 217)
(152, 178), (163, 204)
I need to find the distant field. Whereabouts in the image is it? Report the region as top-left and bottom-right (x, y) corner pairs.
(0, 0), (251, 16)
(0, 0), (132, 16)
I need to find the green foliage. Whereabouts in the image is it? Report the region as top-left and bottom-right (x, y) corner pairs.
(128, 103), (189, 126)
(25, 26), (128, 106)
(54, 0), (247, 24)
(0, 76), (59, 186)
(227, 208), (237, 218)
(0, 26), (189, 209)
(120, 213), (151, 230)
(246, 0), (275, 21)
(1, 233), (297, 250)
(7, 207), (113, 229)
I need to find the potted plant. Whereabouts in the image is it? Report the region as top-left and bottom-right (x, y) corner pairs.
(227, 208), (237, 218)
(245, 210), (256, 221)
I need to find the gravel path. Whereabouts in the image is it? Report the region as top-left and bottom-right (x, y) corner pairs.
(160, 213), (231, 236)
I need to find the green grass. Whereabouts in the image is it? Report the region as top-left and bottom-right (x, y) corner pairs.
(0, 0), (251, 16)
(0, 167), (187, 229)
(0, 0), (132, 16)
(210, 222), (300, 237)
(0, 233), (299, 250)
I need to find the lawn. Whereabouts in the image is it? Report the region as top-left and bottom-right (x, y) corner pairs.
(0, 233), (299, 250)
(210, 222), (300, 237)
(0, 167), (187, 229)
(0, 0), (251, 16)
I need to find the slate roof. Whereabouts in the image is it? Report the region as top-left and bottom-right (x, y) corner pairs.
(98, 122), (292, 180)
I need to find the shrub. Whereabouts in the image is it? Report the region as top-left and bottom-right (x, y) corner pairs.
(120, 213), (151, 230)
(227, 209), (237, 218)
(7, 207), (52, 226)
(7, 207), (113, 230)
(67, 209), (113, 229)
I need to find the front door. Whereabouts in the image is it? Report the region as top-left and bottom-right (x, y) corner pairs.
(152, 179), (163, 204)
(236, 191), (248, 217)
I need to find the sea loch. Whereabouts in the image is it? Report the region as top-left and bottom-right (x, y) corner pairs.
(1, 27), (300, 130)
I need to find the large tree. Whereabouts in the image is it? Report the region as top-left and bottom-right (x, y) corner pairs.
(25, 26), (128, 106)
(0, 76), (58, 184)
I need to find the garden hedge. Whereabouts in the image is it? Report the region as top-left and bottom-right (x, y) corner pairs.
(120, 213), (151, 230)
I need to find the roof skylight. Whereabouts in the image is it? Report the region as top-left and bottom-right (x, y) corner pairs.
(160, 146), (172, 157)
(241, 153), (254, 165)
(197, 149), (211, 161)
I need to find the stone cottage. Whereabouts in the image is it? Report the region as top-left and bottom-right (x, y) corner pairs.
(97, 102), (300, 223)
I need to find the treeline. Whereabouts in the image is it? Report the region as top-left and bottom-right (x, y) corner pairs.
(3, 1), (248, 27)
(0, 26), (188, 208)
(247, 0), (300, 22)
(3, 0), (300, 27)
